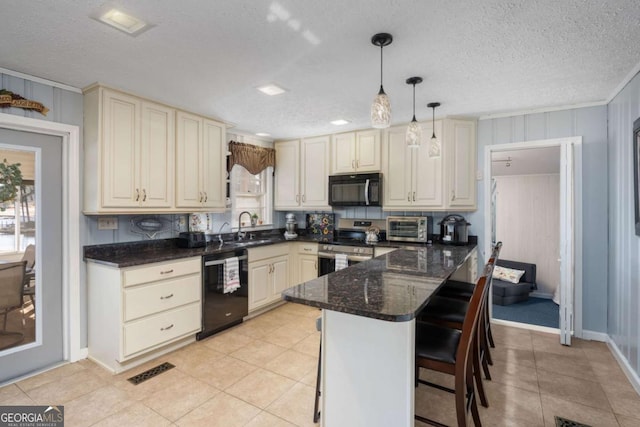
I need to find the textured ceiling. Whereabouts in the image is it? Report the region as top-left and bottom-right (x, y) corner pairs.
(1, 0), (640, 139)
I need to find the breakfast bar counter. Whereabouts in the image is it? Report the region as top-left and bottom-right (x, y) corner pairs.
(282, 244), (476, 427)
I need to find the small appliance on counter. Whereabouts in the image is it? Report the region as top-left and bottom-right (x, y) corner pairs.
(439, 214), (470, 245)
(177, 231), (206, 248)
(284, 213), (298, 240)
(386, 216), (433, 243)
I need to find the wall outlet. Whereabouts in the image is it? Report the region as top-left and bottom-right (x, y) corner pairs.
(98, 216), (118, 230)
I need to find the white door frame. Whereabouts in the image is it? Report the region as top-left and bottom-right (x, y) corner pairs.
(484, 137), (583, 340)
(0, 112), (81, 362)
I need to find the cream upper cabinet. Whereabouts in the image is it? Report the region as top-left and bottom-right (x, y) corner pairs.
(83, 86), (175, 213)
(274, 140), (300, 209)
(140, 101), (175, 208)
(331, 129), (381, 174)
(383, 121), (443, 209)
(445, 119), (477, 209)
(382, 118), (476, 211)
(274, 136), (330, 210)
(175, 111), (226, 210)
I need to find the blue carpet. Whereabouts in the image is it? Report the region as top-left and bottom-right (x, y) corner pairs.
(493, 297), (559, 328)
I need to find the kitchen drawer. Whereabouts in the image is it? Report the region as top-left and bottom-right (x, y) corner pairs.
(297, 242), (318, 255)
(123, 257), (200, 287)
(122, 302), (201, 358)
(123, 275), (201, 322)
(248, 242), (290, 262)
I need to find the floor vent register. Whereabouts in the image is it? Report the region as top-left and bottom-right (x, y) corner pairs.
(555, 416), (591, 427)
(127, 362), (175, 385)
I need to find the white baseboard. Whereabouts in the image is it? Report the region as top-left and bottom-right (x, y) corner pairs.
(491, 318), (559, 334)
(78, 347), (89, 359)
(607, 337), (640, 396)
(580, 330), (608, 342)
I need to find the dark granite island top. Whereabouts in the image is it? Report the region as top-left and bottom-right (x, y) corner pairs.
(282, 244), (476, 322)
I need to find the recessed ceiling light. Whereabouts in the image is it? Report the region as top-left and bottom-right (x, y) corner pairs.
(257, 84), (287, 96)
(331, 119), (350, 126)
(256, 132), (271, 137)
(96, 9), (152, 36)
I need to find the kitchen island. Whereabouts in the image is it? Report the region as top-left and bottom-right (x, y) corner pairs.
(282, 244), (476, 427)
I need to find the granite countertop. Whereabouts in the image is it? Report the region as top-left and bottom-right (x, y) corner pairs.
(282, 244), (476, 322)
(84, 234), (322, 268)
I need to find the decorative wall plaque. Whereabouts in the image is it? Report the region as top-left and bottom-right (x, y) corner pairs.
(0, 89), (49, 116)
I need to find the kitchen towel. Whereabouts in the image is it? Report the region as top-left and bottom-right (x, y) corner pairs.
(224, 257), (241, 294)
(335, 254), (348, 271)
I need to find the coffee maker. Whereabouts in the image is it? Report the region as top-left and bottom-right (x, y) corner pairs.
(284, 213), (298, 240)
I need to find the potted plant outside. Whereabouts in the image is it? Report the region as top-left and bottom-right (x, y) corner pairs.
(0, 158), (23, 211)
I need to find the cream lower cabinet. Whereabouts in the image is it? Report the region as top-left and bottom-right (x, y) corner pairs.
(175, 111), (226, 211)
(87, 257), (201, 373)
(382, 118), (476, 211)
(274, 137), (330, 210)
(248, 244), (290, 312)
(290, 241), (318, 285)
(449, 247), (479, 283)
(83, 85), (175, 213)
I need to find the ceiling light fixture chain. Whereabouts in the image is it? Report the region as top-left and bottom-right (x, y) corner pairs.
(405, 77), (423, 148)
(370, 33), (393, 129)
(427, 102), (441, 157)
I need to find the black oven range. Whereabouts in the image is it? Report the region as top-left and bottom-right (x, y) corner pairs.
(317, 218), (387, 276)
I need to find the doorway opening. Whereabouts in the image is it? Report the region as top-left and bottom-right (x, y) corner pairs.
(484, 137), (582, 344)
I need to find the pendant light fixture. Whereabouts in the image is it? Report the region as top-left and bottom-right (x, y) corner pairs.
(427, 102), (441, 157)
(370, 33), (393, 129)
(405, 77), (423, 148)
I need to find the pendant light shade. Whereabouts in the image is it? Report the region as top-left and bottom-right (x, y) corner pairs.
(428, 102), (441, 157)
(370, 33), (393, 129)
(405, 77), (423, 148)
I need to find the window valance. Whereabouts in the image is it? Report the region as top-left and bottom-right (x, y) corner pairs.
(227, 141), (276, 175)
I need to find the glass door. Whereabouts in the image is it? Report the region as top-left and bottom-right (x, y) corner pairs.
(0, 128), (63, 382)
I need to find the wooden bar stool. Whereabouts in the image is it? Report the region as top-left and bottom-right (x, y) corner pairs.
(414, 268), (492, 426)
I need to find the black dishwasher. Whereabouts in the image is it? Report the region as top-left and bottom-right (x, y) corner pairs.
(197, 249), (249, 340)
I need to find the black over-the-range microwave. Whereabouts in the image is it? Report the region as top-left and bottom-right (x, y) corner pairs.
(328, 173), (382, 207)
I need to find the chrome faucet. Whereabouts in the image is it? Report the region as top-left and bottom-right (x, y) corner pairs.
(237, 211), (252, 240)
(217, 221), (231, 245)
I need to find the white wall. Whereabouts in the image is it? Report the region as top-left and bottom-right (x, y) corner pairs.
(467, 105), (608, 333)
(608, 71), (640, 376)
(494, 174), (560, 297)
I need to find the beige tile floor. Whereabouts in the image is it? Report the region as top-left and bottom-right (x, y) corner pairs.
(1, 302), (639, 426)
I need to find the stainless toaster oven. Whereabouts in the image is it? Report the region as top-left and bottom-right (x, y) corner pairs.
(386, 216), (433, 243)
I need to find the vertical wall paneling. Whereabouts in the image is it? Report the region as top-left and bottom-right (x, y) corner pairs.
(608, 70), (640, 377)
(471, 104), (608, 335)
(494, 174), (561, 297)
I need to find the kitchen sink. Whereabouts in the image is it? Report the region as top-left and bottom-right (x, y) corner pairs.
(224, 239), (274, 248)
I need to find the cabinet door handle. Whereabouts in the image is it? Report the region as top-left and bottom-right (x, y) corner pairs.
(451, 190), (456, 201)
(160, 293), (174, 300)
(408, 192), (411, 202)
(135, 188), (140, 201)
(413, 191), (416, 201)
(304, 248), (312, 252)
(160, 324), (174, 331)
(199, 192), (203, 203)
(296, 195), (300, 203)
(314, 261), (317, 270)
(352, 160), (355, 169)
(204, 192), (208, 202)
(160, 269), (174, 275)
(356, 160), (359, 168)
(302, 194), (306, 203)
(142, 189), (147, 202)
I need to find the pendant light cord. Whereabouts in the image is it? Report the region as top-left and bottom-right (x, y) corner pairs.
(380, 45), (383, 88)
(431, 106), (436, 139)
(412, 83), (416, 121)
